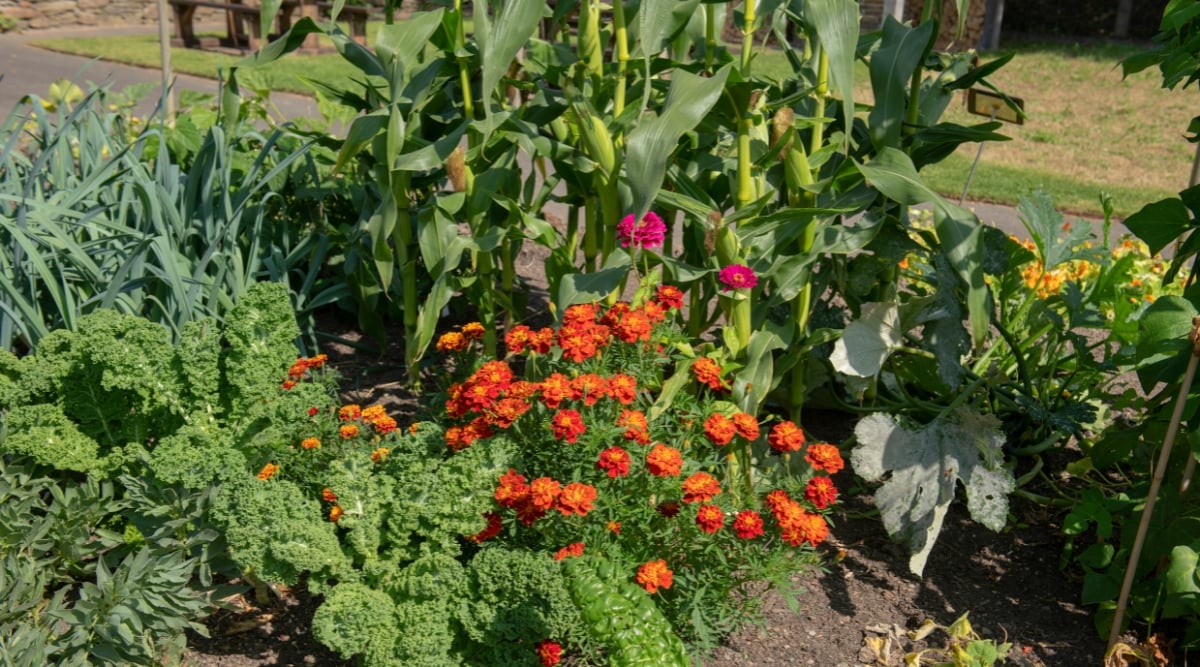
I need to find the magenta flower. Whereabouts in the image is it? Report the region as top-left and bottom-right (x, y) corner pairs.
(718, 264), (758, 292)
(616, 211), (667, 249)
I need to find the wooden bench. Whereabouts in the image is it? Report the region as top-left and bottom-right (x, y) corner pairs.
(316, 3), (370, 46)
(169, 0), (299, 51)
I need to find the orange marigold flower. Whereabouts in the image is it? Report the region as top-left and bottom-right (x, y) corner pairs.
(551, 409), (587, 444)
(371, 415), (398, 435)
(436, 331), (468, 352)
(321, 487), (337, 502)
(459, 417), (494, 446)
(462, 381), (501, 413)
(537, 639), (563, 667)
(301, 437), (321, 450)
(703, 413), (738, 446)
(636, 559), (673, 594)
(338, 404), (362, 421)
(462, 322), (485, 340)
(600, 301), (631, 329)
(515, 499), (548, 526)
(281, 380), (296, 390)
(445, 426), (467, 451)
(445, 383), (468, 419)
(563, 303), (599, 327)
(469, 512), (503, 543)
(646, 444), (683, 477)
(530, 477), (563, 512)
(617, 409), (651, 445)
(597, 446), (632, 478)
(768, 421), (806, 453)
(732, 412), (759, 440)
(655, 284), (685, 310)
(505, 324), (532, 354)
(558, 323), (603, 363)
(473, 360), (515, 388)
(692, 357), (725, 391)
(339, 424), (359, 439)
(287, 359), (309, 379)
(507, 381), (541, 400)
(641, 301), (667, 324)
(329, 505), (344, 523)
(682, 472), (721, 504)
(780, 510), (830, 547)
(362, 404), (387, 421)
(306, 354), (327, 368)
(553, 542), (585, 561)
(488, 397), (531, 429)
(257, 463), (279, 481)
(612, 309), (653, 344)
(408, 422), (421, 434)
(495, 469), (530, 509)
(529, 327), (555, 354)
(541, 373), (573, 409)
(607, 373), (638, 405)
(805, 476), (839, 509)
(806, 443), (845, 474)
(695, 504), (725, 534)
(571, 373), (608, 406)
(764, 489), (792, 514)
(370, 447), (390, 463)
(733, 510), (765, 539)
(557, 482), (598, 516)
(607, 520), (621, 534)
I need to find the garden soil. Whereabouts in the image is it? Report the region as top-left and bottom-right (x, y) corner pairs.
(186, 236), (1118, 667)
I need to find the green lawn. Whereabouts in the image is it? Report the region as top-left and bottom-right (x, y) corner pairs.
(28, 27), (1193, 218)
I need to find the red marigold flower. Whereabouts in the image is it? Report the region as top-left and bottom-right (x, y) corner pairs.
(301, 437), (321, 450)
(612, 309), (653, 344)
(599, 301), (631, 329)
(641, 301), (667, 324)
(657, 501), (681, 518)
(257, 463), (279, 481)
(692, 357), (726, 391)
(537, 639), (563, 667)
(733, 510), (765, 539)
(436, 331), (468, 352)
(636, 559), (673, 594)
(768, 421), (806, 453)
(529, 477), (563, 512)
(597, 446), (632, 478)
(445, 426), (467, 451)
(764, 489), (792, 514)
(321, 487), (337, 502)
(462, 417), (494, 445)
(571, 373), (608, 406)
(445, 383), (468, 419)
(339, 424), (359, 439)
(616, 211), (667, 249)
(780, 510), (830, 547)
(488, 397), (531, 429)
(557, 482), (597, 516)
(504, 324), (532, 354)
(462, 322), (485, 340)
(607, 520), (621, 534)
(607, 373), (638, 405)
(617, 409), (651, 445)
(280, 380), (296, 390)
(682, 472), (721, 504)
(732, 412), (759, 441)
(370, 447), (390, 463)
(529, 327), (555, 354)
(646, 444), (683, 477)
(338, 404), (362, 421)
(703, 413), (738, 446)
(473, 360), (515, 387)
(541, 373), (573, 409)
(461, 381), (501, 412)
(805, 476), (839, 509)
(553, 542), (585, 561)
(559, 323), (606, 363)
(494, 469), (530, 509)
(655, 284), (685, 310)
(695, 504), (725, 534)
(329, 505), (344, 523)
(306, 354), (328, 369)
(307, 406), (320, 417)
(806, 443), (845, 474)
(469, 512), (503, 543)
(718, 264), (759, 291)
(551, 409), (587, 444)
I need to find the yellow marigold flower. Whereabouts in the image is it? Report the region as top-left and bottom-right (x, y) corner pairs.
(462, 322), (485, 340)
(329, 505), (344, 523)
(362, 404), (387, 422)
(339, 404), (362, 421)
(257, 463), (279, 481)
(340, 424), (360, 439)
(436, 331), (468, 352)
(371, 447), (390, 463)
(408, 422), (421, 434)
(301, 437), (321, 450)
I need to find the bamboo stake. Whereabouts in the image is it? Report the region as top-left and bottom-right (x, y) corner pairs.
(1106, 316), (1200, 652)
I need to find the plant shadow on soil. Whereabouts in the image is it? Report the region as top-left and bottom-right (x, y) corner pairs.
(185, 302), (1117, 667)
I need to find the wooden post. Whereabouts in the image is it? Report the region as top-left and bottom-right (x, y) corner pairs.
(300, 0), (321, 51)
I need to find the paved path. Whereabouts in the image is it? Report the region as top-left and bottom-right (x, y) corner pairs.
(2, 25), (1135, 246)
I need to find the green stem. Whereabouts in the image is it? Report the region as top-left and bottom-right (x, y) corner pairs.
(705, 3), (716, 72)
(811, 46), (828, 155)
(736, 115), (754, 209)
(455, 0), (473, 121)
(904, 3), (937, 136)
(613, 0), (629, 119)
(392, 173), (419, 387)
(584, 195), (599, 272)
(740, 0), (755, 75)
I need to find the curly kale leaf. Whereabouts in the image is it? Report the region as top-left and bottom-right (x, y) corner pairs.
(173, 317), (224, 419)
(210, 475), (349, 586)
(1, 404), (104, 474)
(147, 423), (248, 490)
(221, 282), (302, 415)
(311, 582), (398, 662)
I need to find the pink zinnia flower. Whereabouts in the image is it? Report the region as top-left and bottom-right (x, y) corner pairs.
(718, 264), (758, 291)
(617, 211), (667, 249)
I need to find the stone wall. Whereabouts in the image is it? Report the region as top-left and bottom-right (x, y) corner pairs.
(0, 0), (181, 31)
